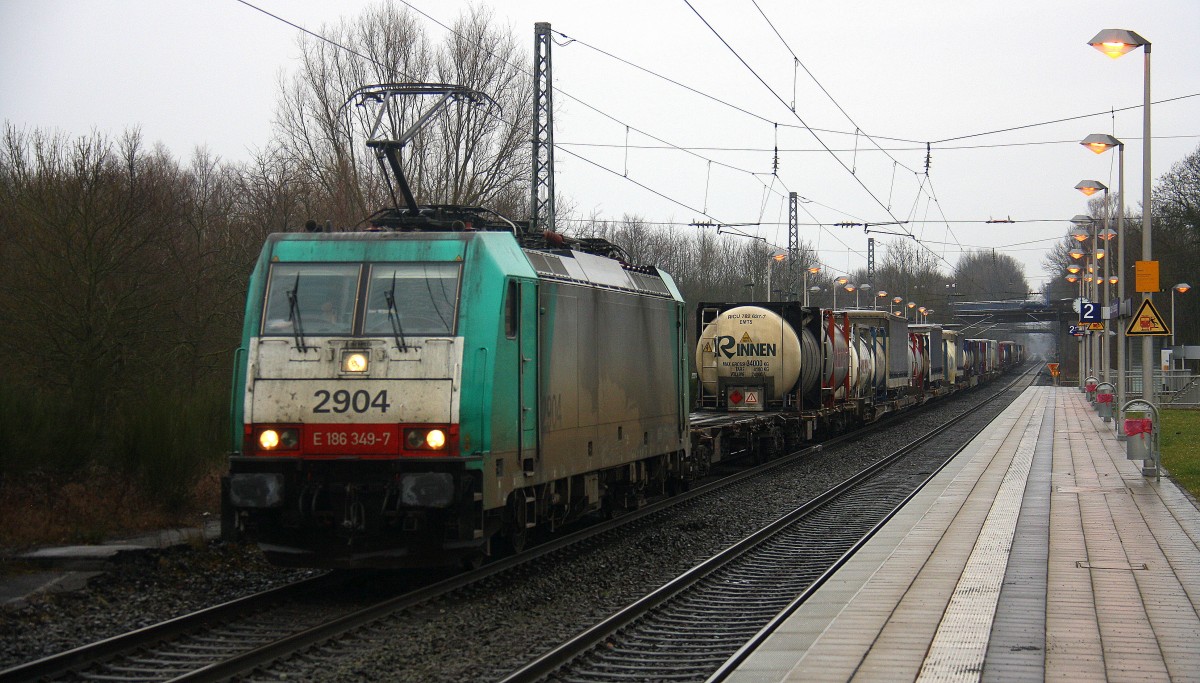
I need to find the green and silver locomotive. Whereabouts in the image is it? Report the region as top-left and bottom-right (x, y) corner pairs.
(223, 86), (690, 568)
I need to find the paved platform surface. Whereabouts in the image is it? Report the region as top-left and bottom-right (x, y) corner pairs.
(727, 385), (1200, 682)
(0, 520), (220, 606)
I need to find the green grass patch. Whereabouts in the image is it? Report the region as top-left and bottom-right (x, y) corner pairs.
(1160, 409), (1200, 501)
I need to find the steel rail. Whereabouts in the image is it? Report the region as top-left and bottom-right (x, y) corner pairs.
(497, 365), (1036, 683)
(0, 573), (338, 683)
(2, 366), (1033, 683)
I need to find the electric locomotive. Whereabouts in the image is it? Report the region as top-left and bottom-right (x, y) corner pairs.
(222, 85), (691, 568)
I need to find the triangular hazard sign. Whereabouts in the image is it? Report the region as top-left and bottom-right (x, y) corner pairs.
(740, 332), (752, 343)
(702, 341), (712, 353)
(1126, 298), (1171, 336)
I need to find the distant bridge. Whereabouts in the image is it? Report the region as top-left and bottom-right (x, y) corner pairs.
(946, 299), (1072, 335)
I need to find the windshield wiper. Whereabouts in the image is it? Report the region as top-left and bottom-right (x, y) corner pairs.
(286, 272), (309, 351)
(385, 271), (409, 352)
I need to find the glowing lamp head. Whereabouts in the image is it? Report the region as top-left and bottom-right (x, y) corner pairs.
(807, 265), (821, 274)
(1075, 180), (1107, 197)
(893, 296), (903, 304)
(1067, 265), (1081, 274)
(1176, 283), (1192, 294)
(844, 284), (855, 293)
(836, 276), (848, 285)
(1066, 275), (1079, 283)
(1088, 29), (1149, 59)
(1080, 133), (1121, 154)
(877, 290), (888, 298)
(907, 302), (916, 309)
(1069, 249), (1085, 260)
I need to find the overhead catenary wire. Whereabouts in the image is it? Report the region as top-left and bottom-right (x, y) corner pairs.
(681, 0), (947, 267)
(234, 0), (1190, 291)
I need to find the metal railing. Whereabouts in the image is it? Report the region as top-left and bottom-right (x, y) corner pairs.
(1104, 369), (1200, 408)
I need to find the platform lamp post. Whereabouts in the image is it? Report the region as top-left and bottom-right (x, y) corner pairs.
(859, 283), (871, 309)
(809, 285), (822, 306)
(1081, 134), (1128, 422)
(907, 301), (917, 320)
(1076, 183), (1109, 385)
(833, 276), (848, 309)
(918, 306), (927, 323)
(802, 266), (821, 306)
(1089, 30), (1153, 417)
(844, 283), (857, 309)
(1068, 228), (1090, 387)
(1171, 283), (1190, 353)
(876, 290), (888, 311)
(765, 251), (787, 302)
(891, 296), (902, 317)
(1068, 272), (1083, 388)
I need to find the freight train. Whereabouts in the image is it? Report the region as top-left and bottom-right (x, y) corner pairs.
(221, 84), (1023, 569)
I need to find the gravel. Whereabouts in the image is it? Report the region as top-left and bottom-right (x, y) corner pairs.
(0, 381), (1023, 681)
(0, 544), (320, 670)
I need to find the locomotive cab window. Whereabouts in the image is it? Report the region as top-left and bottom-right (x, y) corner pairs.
(363, 263), (461, 337)
(261, 263), (360, 336)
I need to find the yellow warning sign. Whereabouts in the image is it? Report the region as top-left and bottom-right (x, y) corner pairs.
(702, 341), (712, 353)
(1087, 322), (1105, 330)
(1047, 363), (1060, 377)
(1126, 298), (1171, 336)
(740, 332), (752, 343)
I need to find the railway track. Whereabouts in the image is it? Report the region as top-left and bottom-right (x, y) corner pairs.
(498, 366), (1038, 683)
(0, 367), (1036, 683)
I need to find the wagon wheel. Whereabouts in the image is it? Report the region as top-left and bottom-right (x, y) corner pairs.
(505, 490), (530, 555)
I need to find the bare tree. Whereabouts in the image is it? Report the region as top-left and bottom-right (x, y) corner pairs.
(269, 3), (532, 227)
(0, 127), (180, 423)
(952, 249), (1030, 301)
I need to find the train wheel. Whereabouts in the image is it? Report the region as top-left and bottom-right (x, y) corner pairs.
(503, 491), (529, 555)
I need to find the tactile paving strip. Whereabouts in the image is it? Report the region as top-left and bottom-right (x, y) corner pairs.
(914, 390), (1046, 683)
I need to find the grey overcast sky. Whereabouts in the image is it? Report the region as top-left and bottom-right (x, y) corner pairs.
(2, 0), (1199, 294)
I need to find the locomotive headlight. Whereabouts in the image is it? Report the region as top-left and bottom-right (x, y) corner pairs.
(259, 429), (281, 450)
(341, 351), (369, 373)
(403, 427), (450, 452)
(425, 429), (447, 449)
(257, 428), (299, 451)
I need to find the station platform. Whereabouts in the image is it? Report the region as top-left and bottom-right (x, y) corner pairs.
(726, 385), (1200, 682)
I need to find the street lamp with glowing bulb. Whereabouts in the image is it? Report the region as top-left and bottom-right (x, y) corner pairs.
(1088, 28), (1153, 416)
(803, 265), (821, 306)
(1172, 283), (1191, 349)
